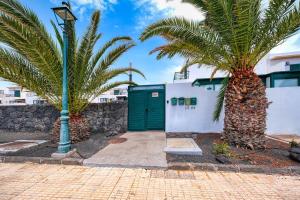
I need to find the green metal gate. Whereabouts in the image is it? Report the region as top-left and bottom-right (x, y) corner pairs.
(128, 85), (165, 131)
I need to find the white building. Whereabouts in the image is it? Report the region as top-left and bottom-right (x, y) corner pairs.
(174, 51), (300, 90)
(127, 51), (300, 136)
(91, 87), (128, 103)
(0, 86), (46, 106)
(167, 51), (300, 135)
(0, 85), (128, 106)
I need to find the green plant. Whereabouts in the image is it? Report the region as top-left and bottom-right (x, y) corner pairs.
(290, 140), (299, 148)
(0, 0), (144, 142)
(212, 142), (231, 157)
(0, 0), (144, 113)
(140, 0), (300, 149)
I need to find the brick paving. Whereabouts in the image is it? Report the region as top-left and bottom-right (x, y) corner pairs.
(0, 163), (299, 200)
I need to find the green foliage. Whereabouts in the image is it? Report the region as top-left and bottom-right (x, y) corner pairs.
(213, 76), (229, 122)
(290, 140), (299, 148)
(141, 0), (300, 120)
(212, 142), (231, 157)
(0, 0), (144, 114)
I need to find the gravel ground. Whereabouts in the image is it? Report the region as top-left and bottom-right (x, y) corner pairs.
(0, 131), (123, 158)
(73, 133), (124, 159)
(166, 133), (300, 167)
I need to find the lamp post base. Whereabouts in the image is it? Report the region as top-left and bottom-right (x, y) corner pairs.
(58, 110), (71, 153)
(51, 148), (76, 159)
(58, 142), (71, 153)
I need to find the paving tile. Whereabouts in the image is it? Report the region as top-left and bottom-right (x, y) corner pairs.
(0, 163), (299, 200)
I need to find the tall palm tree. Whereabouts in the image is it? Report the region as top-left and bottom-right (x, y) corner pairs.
(140, 0), (300, 149)
(0, 0), (144, 143)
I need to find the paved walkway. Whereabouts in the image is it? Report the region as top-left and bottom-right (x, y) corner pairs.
(0, 163), (299, 200)
(84, 131), (167, 168)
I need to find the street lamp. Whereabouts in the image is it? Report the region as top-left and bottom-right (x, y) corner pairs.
(52, 1), (77, 154)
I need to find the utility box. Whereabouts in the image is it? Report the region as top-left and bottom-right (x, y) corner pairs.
(184, 98), (191, 106)
(178, 97), (185, 106)
(171, 97), (177, 106)
(191, 97), (197, 106)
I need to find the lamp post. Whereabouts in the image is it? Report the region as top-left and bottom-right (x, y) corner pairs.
(129, 62), (133, 82)
(52, 1), (77, 154)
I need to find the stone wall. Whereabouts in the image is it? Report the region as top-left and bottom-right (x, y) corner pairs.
(83, 102), (128, 135)
(0, 102), (128, 134)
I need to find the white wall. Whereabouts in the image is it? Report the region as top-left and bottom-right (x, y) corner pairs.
(166, 83), (224, 133)
(166, 83), (300, 135)
(266, 87), (300, 135)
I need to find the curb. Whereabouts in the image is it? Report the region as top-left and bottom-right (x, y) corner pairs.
(0, 156), (83, 166)
(168, 162), (300, 175)
(83, 163), (167, 170)
(1, 156), (299, 175)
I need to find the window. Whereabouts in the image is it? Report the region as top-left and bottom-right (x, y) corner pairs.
(9, 99), (25, 104)
(290, 64), (300, 71)
(33, 100), (46, 105)
(200, 84), (222, 91)
(114, 89), (120, 95)
(14, 90), (21, 97)
(274, 78), (298, 87)
(99, 98), (108, 103)
(200, 84), (214, 91)
(0, 90), (4, 94)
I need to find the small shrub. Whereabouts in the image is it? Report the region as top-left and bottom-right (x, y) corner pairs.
(289, 140), (299, 148)
(213, 142), (231, 157)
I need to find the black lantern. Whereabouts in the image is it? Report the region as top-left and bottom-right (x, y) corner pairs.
(52, 1), (77, 24)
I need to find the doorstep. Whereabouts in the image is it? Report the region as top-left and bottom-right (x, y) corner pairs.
(164, 138), (202, 156)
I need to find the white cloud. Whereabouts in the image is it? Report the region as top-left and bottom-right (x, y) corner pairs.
(50, 0), (118, 20)
(135, 0), (204, 20)
(51, 0), (118, 10)
(133, 0), (205, 31)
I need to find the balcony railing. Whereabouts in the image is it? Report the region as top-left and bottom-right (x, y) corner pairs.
(174, 71), (189, 81)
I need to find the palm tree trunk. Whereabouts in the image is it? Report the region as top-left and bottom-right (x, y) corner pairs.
(223, 69), (268, 149)
(51, 114), (90, 144)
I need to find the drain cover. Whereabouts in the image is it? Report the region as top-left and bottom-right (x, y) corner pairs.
(109, 138), (127, 144)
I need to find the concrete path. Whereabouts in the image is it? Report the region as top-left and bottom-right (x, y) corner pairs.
(84, 131), (167, 168)
(1, 163), (299, 200)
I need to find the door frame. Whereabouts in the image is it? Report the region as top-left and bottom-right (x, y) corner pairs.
(128, 84), (165, 131)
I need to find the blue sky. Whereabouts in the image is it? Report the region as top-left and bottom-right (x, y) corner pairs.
(1, 0), (300, 87)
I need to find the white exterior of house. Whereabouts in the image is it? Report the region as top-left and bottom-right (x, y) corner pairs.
(165, 83), (300, 135)
(91, 88), (128, 103)
(174, 51), (300, 86)
(167, 51), (300, 135)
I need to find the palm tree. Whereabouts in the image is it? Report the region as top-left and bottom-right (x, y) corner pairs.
(0, 0), (144, 143)
(140, 0), (300, 149)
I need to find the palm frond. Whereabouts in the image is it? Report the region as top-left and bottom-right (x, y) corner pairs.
(0, 1), (144, 114)
(213, 76), (229, 122)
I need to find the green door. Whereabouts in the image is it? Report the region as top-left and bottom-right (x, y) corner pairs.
(128, 85), (165, 131)
(146, 91), (165, 130)
(128, 91), (146, 131)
